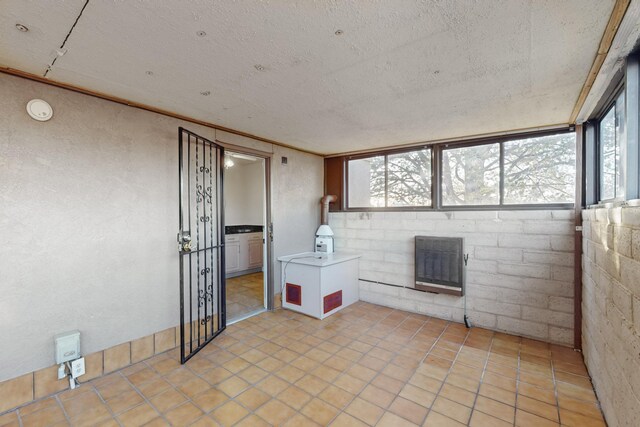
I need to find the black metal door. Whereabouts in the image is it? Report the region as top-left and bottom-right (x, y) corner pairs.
(177, 127), (225, 363)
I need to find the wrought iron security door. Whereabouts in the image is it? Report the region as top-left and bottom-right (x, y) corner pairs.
(177, 127), (225, 363)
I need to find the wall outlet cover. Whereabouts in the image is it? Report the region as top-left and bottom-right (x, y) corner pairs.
(70, 357), (85, 379)
(54, 330), (81, 364)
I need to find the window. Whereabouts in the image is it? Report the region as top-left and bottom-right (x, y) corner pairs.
(442, 143), (500, 205)
(347, 156), (385, 207)
(387, 149), (431, 207)
(344, 130), (576, 210)
(503, 133), (576, 204)
(347, 149), (432, 208)
(599, 90), (626, 200)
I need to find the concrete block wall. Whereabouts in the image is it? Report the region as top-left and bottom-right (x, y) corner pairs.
(328, 210), (575, 345)
(582, 206), (640, 427)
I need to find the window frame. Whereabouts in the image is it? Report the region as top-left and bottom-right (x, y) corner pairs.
(595, 84), (626, 204)
(345, 145), (434, 210)
(344, 128), (576, 212)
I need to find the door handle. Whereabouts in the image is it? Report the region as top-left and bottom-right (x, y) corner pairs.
(177, 231), (192, 252)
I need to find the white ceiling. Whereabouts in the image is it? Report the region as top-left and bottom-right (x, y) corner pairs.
(0, 0), (615, 155)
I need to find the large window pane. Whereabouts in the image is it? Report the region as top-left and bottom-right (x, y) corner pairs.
(387, 149), (431, 207)
(348, 156), (385, 207)
(614, 91), (626, 197)
(600, 91), (626, 201)
(442, 144), (500, 205)
(600, 106), (617, 200)
(503, 133), (576, 204)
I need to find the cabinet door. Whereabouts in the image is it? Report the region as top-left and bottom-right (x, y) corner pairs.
(248, 239), (263, 268)
(225, 241), (241, 272)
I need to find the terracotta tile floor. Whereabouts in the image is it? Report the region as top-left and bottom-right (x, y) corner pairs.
(2, 302), (607, 426)
(226, 272), (264, 320)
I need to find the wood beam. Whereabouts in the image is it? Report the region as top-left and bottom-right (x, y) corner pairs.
(570, 0), (631, 123)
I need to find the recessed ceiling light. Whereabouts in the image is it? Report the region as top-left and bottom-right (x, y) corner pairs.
(196, 30), (207, 37)
(254, 64), (265, 71)
(200, 91), (211, 96)
(146, 71), (154, 76)
(334, 29), (343, 36)
(15, 23), (29, 32)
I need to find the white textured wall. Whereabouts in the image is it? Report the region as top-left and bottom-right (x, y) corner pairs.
(329, 210), (576, 344)
(0, 73), (323, 382)
(271, 146), (323, 292)
(582, 206), (640, 427)
(224, 161), (265, 226)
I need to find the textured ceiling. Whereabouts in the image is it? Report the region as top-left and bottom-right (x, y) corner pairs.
(0, 0), (615, 155)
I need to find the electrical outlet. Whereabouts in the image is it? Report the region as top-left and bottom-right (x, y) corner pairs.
(70, 357), (85, 379)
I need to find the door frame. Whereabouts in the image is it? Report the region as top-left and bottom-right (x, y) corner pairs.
(217, 141), (275, 311)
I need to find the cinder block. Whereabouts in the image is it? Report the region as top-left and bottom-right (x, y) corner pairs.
(497, 288), (549, 308)
(431, 219), (476, 232)
(466, 259), (498, 273)
(523, 221), (573, 235)
(551, 265), (574, 282)
(465, 310), (497, 328)
(549, 296), (574, 313)
(521, 278), (574, 297)
(610, 281), (633, 320)
(524, 251), (574, 266)
(466, 284), (498, 300)
(551, 235), (574, 252)
(476, 221), (524, 233)
(496, 316), (548, 341)
(620, 256), (640, 296)
(499, 210), (551, 220)
(469, 297), (520, 318)
(499, 233), (550, 250)
(613, 226), (632, 258)
(522, 306), (573, 328)
(551, 210), (575, 220)
(549, 326), (573, 345)
(475, 247), (523, 262)
(498, 263), (550, 279)
(631, 229), (640, 262)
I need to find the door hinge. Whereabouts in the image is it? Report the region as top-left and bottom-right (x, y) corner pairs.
(575, 226), (583, 232)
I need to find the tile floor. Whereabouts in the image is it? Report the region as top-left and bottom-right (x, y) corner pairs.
(0, 302), (606, 427)
(226, 272), (264, 320)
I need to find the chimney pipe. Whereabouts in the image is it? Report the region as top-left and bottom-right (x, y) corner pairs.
(320, 195), (337, 225)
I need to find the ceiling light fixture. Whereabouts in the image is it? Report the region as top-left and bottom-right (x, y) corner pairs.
(200, 91), (211, 96)
(254, 64), (265, 72)
(15, 23), (29, 32)
(224, 158), (235, 169)
(334, 29), (343, 36)
(230, 153), (257, 162)
(26, 99), (53, 121)
(196, 30), (207, 37)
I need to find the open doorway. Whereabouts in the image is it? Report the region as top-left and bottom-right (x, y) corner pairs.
(223, 150), (269, 322)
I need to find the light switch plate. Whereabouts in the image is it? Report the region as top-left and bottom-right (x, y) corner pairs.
(70, 357), (85, 379)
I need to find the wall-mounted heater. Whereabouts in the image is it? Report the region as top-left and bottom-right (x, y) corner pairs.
(415, 236), (464, 296)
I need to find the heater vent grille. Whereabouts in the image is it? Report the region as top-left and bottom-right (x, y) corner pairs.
(415, 236), (463, 296)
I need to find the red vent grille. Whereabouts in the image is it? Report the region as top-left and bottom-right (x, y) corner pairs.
(323, 290), (342, 314)
(286, 283), (302, 306)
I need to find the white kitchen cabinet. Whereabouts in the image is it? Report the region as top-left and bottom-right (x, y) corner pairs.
(248, 235), (263, 268)
(225, 236), (241, 273)
(225, 232), (263, 274)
